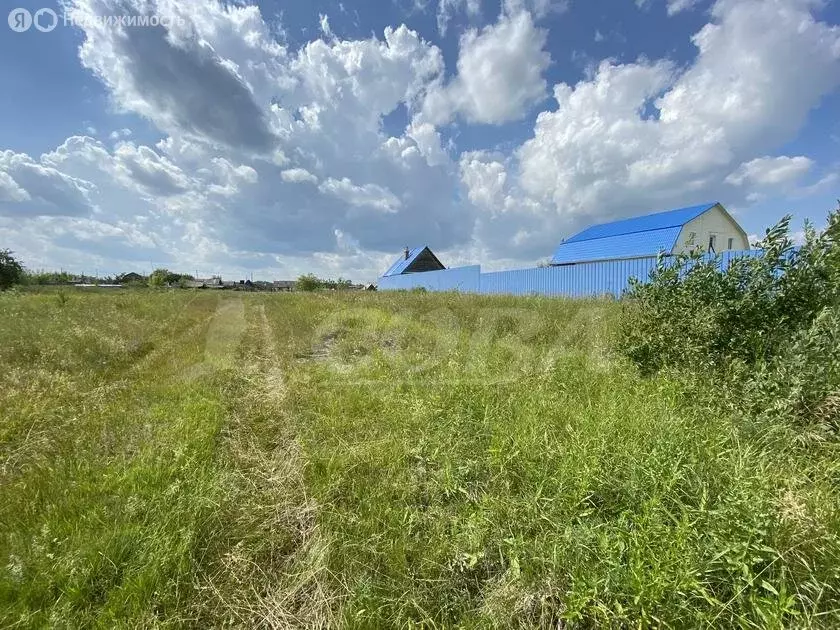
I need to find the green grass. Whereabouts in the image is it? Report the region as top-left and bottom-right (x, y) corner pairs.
(1, 290), (839, 627)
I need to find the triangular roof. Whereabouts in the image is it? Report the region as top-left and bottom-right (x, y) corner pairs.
(551, 202), (719, 264)
(381, 246), (445, 277)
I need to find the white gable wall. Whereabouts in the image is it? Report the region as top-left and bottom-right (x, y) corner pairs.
(673, 204), (749, 254)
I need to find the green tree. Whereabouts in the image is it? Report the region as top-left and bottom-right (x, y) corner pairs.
(333, 277), (352, 290)
(296, 273), (322, 291)
(0, 250), (23, 290)
(148, 268), (171, 288)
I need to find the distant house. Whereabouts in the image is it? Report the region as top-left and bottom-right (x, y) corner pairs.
(550, 202), (749, 265)
(381, 246), (446, 277)
(118, 272), (144, 284)
(272, 280), (296, 292)
(183, 276), (224, 289)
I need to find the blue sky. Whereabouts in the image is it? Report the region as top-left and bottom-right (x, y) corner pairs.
(0, 0), (838, 280)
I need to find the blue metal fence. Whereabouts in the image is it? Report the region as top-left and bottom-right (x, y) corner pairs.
(481, 257), (662, 297)
(377, 250), (761, 298)
(377, 265), (481, 292)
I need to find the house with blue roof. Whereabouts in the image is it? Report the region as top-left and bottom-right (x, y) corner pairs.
(551, 202), (749, 265)
(381, 246), (446, 277)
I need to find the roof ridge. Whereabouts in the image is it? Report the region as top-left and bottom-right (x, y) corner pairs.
(564, 202), (716, 244)
(381, 245), (435, 277)
(569, 221), (690, 243)
(551, 225), (684, 265)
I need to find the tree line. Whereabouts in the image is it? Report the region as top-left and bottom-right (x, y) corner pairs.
(0, 252), (359, 292)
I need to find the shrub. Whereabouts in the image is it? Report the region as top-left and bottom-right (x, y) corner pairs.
(0, 249), (23, 290)
(148, 268), (170, 288)
(296, 274), (353, 291)
(148, 269), (193, 288)
(22, 270), (76, 285)
(745, 304), (840, 435)
(620, 206), (840, 373)
(619, 204), (840, 431)
(296, 273), (322, 291)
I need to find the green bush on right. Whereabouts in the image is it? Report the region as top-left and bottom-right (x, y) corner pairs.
(619, 203), (840, 435)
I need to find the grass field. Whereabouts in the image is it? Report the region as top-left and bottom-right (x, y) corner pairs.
(1, 289), (839, 628)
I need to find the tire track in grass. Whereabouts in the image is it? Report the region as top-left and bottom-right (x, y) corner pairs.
(205, 298), (247, 369)
(182, 296), (247, 381)
(195, 299), (339, 628)
(255, 302), (287, 404)
(247, 302), (338, 628)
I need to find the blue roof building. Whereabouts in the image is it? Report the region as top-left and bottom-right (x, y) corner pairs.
(551, 202), (749, 265)
(381, 246), (446, 277)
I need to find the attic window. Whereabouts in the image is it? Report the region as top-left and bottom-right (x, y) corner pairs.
(708, 235), (717, 252)
(727, 237), (734, 250)
(686, 231), (696, 245)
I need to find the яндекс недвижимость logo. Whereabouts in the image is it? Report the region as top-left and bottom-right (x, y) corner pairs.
(8, 7), (58, 32)
(7, 7), (186, 32)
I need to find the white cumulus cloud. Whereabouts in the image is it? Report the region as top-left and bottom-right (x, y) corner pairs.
(437, 0), (482, 36)
(422, 10), (551, 125)
(726, 156), (814, 187)
(281, 168), (319, 184)
(667, 0), (701, 15)
(318, 177), (402, 213)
